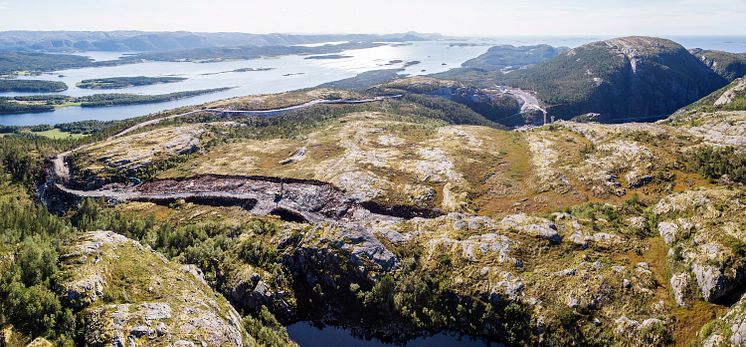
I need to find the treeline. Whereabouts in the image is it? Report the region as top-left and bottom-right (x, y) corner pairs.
(685, 146), (746, 183)
(0, 100), (54, 114)
(0, 51), (94, 74)
(0, 121), (113, 138)
(76, 76), (187, 90)
(0, 88), (232, 114)
(134, 41), (384, 62)
(0, 124), (53, 134)
(0, 192), (78, 346)
(0, 134), (78, 187)
(211, 96), (498, 143)
(56, 120), (114, 134)
(8, 95), (69, 103)
(0, 79), (68, 93)
(0, 95), (69, 114)
(0, 134), (82, 345)
(317, 69), (404, 90)
(398, 94), (500, 127)
(461, 44), (563, 72)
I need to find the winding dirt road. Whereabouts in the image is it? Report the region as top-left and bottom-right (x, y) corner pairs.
(114, 95), (401, 138)
(44, 94), (424, 223)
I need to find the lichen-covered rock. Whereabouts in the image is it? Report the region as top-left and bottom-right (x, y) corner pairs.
(335, 226), (399, 271)
(658, 222), (679, 245)
(223, 265), (296, 321)
(654, 189), (746, 303)
(614, 316), (672, 346)
(670, 272), (692, 307)
(427, 232), (518, 264)
(490, 271), (525, 301)
(697, 293), (746, 346)
(73, 124), (207, 178)
(692, 263), (732, 302)
(26, 337), (54, 347)
(500, 213), (561, 244)
(59, 231), (251, 347)
(578, 140), (656, 196)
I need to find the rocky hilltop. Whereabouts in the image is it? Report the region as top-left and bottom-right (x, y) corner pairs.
(59, 231), (253, 347)
(33, 79), (744, 346)
(512, 37), (727, 121)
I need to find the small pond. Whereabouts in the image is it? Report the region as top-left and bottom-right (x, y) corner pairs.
(287, 322), (504, 347)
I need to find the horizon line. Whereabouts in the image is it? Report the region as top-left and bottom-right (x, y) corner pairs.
(0, 29), (744, 38)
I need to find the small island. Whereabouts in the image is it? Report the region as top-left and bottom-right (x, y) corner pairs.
(201, 67), (274, 76)
(0, 87), (232, 115)
(76, 76), (187, 90)
(383, 60), (420, 67)
(304, 54), (353, 60)
(0, 79), (68, 93)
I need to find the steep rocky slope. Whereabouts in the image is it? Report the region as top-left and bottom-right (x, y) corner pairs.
(377, 77), (543, 126)
(59, 231), (253, 346)
(690, 49), (746, 82)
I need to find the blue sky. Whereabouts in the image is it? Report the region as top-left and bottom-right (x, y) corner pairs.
(0, 0), (744, 36)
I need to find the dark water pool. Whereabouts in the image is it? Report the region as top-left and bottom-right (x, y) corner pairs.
(287, 322), (504, 347)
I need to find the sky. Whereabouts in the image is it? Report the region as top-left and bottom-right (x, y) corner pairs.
(0, 0), (745, 36)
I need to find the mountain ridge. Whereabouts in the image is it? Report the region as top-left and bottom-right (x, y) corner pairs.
(434, 36), (739, 124)
(0, 30), (441, 52)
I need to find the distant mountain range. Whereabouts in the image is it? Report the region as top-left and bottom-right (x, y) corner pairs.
(0, 31), (441, 52)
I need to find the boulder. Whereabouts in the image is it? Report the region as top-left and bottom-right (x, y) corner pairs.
(223, 266), (296, 321)
(500, 213), (561, 244)
(670, 272), (692, 307)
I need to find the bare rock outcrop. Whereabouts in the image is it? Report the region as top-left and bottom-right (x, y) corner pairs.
(500, 213), (561, 244)
(654, 189), (746, 303)
(698, 293), (746, 346)
(59, 231), (251, 347)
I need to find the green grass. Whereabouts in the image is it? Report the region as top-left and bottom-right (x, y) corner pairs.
(54, 101), (82, 108)
(30, 129), (87, 139)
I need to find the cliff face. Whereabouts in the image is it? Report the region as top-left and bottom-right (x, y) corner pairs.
(690, 48), (746, 82)
(519, 37), (727, 121)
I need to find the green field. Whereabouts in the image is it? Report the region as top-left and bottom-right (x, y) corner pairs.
(30, 128), (88, 139)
